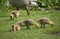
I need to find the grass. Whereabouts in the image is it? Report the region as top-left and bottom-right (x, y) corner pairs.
(0, 9), (60, 39)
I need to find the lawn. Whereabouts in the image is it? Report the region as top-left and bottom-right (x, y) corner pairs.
(0, 9), (60, 39)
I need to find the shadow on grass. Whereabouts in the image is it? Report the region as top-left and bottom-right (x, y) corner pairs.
(0, 16), (9, 18)
(5, 19), (12, 21)
(0, 29), (11, 34)
(47, 31), (60, 36)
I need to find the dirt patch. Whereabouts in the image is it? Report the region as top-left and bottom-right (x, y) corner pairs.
(49, 31), (60, 36)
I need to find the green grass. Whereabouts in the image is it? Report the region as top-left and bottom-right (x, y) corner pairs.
(0, 9), (60, 39)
